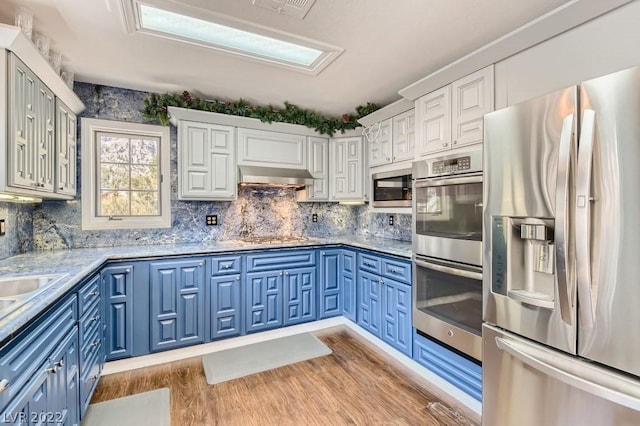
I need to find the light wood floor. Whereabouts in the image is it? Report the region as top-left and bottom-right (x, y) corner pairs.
(92, 327), (478, 425)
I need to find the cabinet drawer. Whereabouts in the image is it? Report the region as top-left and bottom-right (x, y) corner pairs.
(79, 300), (102, 348)
(381, 258), (412, 285)
(80, 324), (102, 374)
(246, 250), (315, 272)
(358, 252), (381, 274)
(0, 295), (77, 410)
(80, 342), (102, 416)
(78, 274), (100, 317)
(211, 255), (242, 275)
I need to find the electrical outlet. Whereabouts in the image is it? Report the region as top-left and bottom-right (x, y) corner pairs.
(388, 215), (394, 226)
(0, 219), (5, 236)
(312, 213), (318, 223)
(206, 215), (218, 226)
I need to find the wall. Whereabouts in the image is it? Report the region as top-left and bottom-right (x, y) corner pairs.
(0, 202), (33, 260)
(31, 83), (410, 250)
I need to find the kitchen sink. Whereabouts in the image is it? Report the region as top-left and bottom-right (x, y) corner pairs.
(0, 274), (68, 318)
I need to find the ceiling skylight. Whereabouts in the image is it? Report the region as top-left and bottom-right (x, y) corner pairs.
(123, 1), (343, 74)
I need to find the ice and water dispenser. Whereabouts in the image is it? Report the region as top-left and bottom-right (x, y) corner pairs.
(491, 216), (557, 309)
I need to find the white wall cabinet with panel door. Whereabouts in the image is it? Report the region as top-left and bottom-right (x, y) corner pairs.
(368, 118), (392, 167)
(305, 136), (329, 201)
(329, 136), (367, 202)
(178, 121), (237, 200)
(237, 128), (306, 169)
(415, 66), (493, 157)
(55, 100), (77, 196)
(391, 109), (415, 163)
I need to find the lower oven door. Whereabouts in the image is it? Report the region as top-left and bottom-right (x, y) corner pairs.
(413, 255), (483, 361)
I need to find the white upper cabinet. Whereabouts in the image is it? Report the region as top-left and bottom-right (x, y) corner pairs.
(306, 136), (329, 201)
(55, 99), (76, 196)
(237, 128), (306, 169)
(415, 66), (493, 157)
(178, 121), (237, 200)
(392, 109), (416, 163)
(368, 118), (392, 167)
(330, 136), (366, 201)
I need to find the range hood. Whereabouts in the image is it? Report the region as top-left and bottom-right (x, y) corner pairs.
(238, 165), (314, 187)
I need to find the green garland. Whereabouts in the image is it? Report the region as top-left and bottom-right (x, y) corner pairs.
(141, 91), (381, 136)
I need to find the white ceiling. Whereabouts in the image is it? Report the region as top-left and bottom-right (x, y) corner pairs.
(0, 0), (571, 116)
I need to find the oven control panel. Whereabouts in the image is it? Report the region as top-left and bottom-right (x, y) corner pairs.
(432, 156), (471, 174)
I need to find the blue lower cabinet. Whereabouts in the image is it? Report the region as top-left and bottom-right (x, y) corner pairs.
(208, 275), (242, 340)
(149, 258), (206, 352)
(246, 271), (283, 333)
(413, 330), (482, 401)
(381, 278), (412, 357)
(357, 270), (382, 336)
(318, 250), (342, 319)
(283, 267), (316, 326)
(102, 265), (134, 361)
(341, 250), (357, 322)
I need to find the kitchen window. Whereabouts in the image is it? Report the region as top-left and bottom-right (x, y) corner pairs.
(81, 118), (170, 230)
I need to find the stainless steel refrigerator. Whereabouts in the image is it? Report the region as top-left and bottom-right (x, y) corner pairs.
(483, 66), (640, 425)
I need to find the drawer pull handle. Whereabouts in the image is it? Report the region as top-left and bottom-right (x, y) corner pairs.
(91, 374), (99, 381)
(0, 379), (9, 393)
(54, 359), (64, 368)
(364, 262), (374, 268)
(91, 290), (99, 296)
(223, 265), (231, 269)
(235, 276), (240, 281)
(92, 315), (101, 322)
(389, 268), (396, 273)
(91, 341), (99, 348)
(46, 365), (58, 374)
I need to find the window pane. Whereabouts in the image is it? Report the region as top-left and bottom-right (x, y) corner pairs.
(100, 136), (130, 163)
(100, 164), (130, 190)
(131, 191), (159, 215)
(131, 165), (157, 190)
(100, 191), (130, 216)
(131, 139), (159, 165)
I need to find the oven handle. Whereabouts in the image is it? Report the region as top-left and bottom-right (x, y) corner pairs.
(413, 258), (482, 280)
(414, 174), (482, 188)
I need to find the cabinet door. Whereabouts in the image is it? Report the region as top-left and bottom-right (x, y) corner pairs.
(381, 279), (412, 356)
(179, 121), (236, 200)
(1, 367), (49, 426)
(208, 275), (241, 340)
(451, 65), (494, 148)
(8, 54), (38, 189)
(246, 271), (283, 333)
(306, 136), (329, 201)
(392, 110), (416, 162)
(102, 265), (134, 361)
(47, 328), (79, 426)
(341, 250), (357, 322)
(415, 86), (451, 156)
(37, 83), (55, 192)
(318, 250), (342, 319)
(330, 136), (365, 201)
(283, 266), (316, 326)
(368, 118), (392, 167)
(357, 270), (381, 337)
(55, 100), (77, 196)
(150, 259), (205, 352)
(237, 128), (306, 169)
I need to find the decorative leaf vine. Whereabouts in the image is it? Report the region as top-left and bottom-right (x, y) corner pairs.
(141, 91), (381, 136)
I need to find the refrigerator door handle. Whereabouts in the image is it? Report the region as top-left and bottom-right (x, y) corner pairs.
(555, 113), (575, 325)
(576, 109), (596, 327)
(495, 336), (640, 411)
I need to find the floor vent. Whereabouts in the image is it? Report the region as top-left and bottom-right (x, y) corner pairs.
(251, 0), (317, 19)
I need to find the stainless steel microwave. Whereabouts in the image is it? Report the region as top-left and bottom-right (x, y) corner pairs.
(372, 168), (412, 207)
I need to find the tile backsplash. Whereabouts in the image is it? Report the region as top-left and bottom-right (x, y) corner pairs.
(4, 83), (410, 254)
(0, 202), (34, 260)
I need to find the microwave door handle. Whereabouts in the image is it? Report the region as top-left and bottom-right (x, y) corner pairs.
(413, 258), (482, 280)
(576, 109), (596, 328)
(555, 113), (575, 326)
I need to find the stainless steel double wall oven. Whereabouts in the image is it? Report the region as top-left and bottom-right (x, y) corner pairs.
(412, 149), (483, 361)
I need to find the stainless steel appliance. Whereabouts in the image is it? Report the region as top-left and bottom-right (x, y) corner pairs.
(412, 149), (484, 360)
(413, 150), (483, 266)
(483, 66), (640, 425)
(371, 168), (412, 207)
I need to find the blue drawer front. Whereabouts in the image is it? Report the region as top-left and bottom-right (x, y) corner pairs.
(246, 250), (315, 272)
(211, 255), (242, 275)
(381, 258), (411, 285)
(358, 252), (382, 274)
(412, 330), (482, 401)
(78, 274), (101, 317)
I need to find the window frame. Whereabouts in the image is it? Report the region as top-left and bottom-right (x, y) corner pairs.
(81, 118), (171, 230)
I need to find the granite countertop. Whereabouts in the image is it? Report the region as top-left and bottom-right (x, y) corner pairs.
(0, 237), (411, 344)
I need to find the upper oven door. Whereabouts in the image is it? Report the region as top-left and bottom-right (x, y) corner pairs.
(413, 173), (483, 266)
